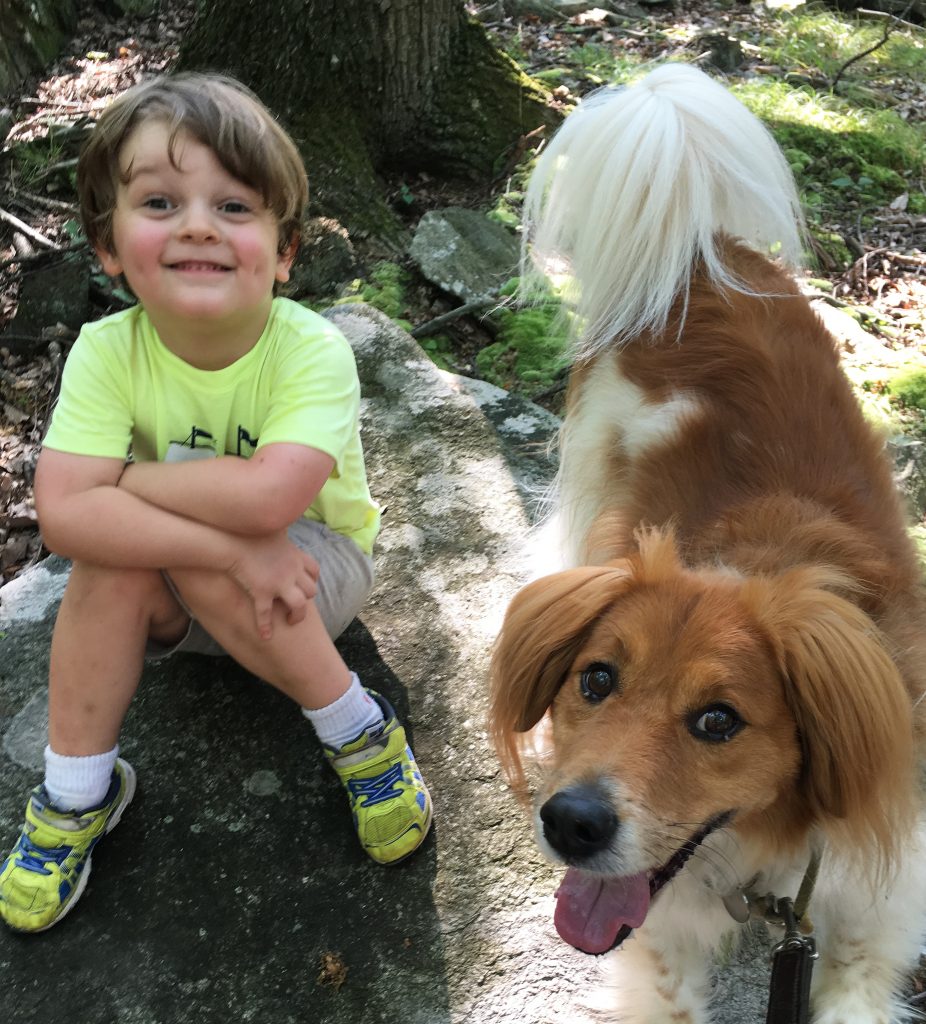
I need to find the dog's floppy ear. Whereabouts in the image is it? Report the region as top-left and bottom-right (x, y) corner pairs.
(743, 567), (915, 874)
(489, 563), (632, 792)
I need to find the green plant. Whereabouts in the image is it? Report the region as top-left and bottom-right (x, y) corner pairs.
(418, 334), (455, 371)
(889, 368), (926, 412)
(336, 261), (410, 320)
(476, 280), (570, 396)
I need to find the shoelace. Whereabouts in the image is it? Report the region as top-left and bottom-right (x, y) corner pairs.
(347, 763), (405, 807)
(14, 834), (71, 876)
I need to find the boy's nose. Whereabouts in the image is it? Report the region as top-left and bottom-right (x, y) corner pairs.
(177, 203), (220, 242)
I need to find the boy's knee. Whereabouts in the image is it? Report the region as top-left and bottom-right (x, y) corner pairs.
(168, 566), (240, 615)
(68, 562), (171, 609)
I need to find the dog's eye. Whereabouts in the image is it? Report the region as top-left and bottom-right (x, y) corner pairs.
(689, 704), (743, 743)
(580, 663), (616, 703)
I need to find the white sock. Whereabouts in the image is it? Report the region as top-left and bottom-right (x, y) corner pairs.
(302, 673), (385, 750)
(44, 744), (120, 812)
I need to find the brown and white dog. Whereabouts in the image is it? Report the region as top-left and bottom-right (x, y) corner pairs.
(489, 64), (926, 1023)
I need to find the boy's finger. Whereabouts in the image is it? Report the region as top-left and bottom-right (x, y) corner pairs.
(286, 604), (307, 626)
(254, 598), (273, 640)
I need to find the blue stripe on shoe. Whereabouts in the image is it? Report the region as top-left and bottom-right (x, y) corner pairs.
(346, 763), (404, 806)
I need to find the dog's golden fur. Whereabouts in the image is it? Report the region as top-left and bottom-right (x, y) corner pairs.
(488, 71), (926, 1022)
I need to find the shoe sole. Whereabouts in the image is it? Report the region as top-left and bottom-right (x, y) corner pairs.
(22, 758), (137, 934)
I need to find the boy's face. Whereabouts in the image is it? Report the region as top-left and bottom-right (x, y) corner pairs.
(96, 121), (294, 344)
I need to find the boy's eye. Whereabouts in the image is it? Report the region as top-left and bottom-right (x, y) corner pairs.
(142, 196), (173, 211)
(220, 200), (251, 215)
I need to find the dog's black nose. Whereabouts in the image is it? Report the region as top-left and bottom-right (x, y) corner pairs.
(540, 784), (618, 860)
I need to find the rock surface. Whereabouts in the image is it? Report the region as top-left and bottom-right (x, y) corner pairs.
(410, 208), (519, 304)
(0, 305), (778, 1023)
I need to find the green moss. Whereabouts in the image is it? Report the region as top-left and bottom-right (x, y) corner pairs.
(534, 68), (567, 88)
(888, 369), (926, 413)
(418, 334), (455, 371)
(476, 291), (569, 397)
(488, 189), (524, 231)
(336, 261), (410, 320)
(813, 232), (852, 269)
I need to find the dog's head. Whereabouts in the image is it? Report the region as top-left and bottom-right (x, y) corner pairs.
(489, 529), (914, 950)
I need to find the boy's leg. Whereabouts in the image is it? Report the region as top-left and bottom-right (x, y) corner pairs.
(49, 562), (190, 755)
(0, 563), (188, 933)
(168, 565), (432, 864)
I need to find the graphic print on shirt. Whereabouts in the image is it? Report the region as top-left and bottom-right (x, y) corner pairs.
(236, 426), (259, 457)
(165, 426), (217, 463)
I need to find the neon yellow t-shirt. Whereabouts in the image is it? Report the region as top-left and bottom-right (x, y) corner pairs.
(43, 298), (380, 554)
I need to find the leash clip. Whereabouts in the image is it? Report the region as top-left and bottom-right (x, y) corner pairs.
(765, 896), (818, 1024)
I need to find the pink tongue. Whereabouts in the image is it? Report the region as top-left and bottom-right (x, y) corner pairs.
(554, 868), (650, 954)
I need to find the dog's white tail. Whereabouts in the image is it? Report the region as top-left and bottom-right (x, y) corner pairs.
(523, 63), (804, 356)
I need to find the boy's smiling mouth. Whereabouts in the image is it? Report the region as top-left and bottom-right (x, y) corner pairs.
(168, 260), (233, 272)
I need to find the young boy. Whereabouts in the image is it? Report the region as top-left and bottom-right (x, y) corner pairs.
(0, 73), (431, 933)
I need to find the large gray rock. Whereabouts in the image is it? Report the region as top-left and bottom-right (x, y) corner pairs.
(2, 255), (89, 355)
(410, 208), (519, 304)
(0, 305), (779, 1023)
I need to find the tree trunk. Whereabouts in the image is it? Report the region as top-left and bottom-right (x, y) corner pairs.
(0, 0), (76, 94)
(180, 0), (552, 239)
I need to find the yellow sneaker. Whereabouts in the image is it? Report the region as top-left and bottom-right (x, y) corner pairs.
(0, 758), (135, 933)
(324, 691), (432, 865)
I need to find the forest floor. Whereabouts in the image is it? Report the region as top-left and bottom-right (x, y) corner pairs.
(0, 0), (924, 586)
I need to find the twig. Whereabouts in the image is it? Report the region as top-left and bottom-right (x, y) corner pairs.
(857, 6), (921, 31)
(831, 2), (914, 92)
(0, 207), (59, 250)
(10, 190), (79, 215)
(20, 97), (91, 111)
(0, 242), (87, 271)
(410, 296), (504, 338)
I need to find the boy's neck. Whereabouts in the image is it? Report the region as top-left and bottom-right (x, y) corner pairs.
(144, 299), (276, 370)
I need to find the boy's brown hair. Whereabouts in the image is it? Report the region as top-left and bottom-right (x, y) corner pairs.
(77, 72), (308, 255)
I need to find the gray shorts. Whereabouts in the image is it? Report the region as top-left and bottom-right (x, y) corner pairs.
(147, 518), (374, 660)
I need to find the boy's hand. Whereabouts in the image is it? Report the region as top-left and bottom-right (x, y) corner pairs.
(225, 531), (320, 640)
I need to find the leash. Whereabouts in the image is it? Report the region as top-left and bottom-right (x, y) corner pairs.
(755, 850), (822, 1024)
(764, 892), (817, 1024)
(723, 850), (821, 1024)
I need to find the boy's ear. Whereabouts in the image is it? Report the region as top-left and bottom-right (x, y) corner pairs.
(95, 246), (123, 278)
(275, 233), (299, 284)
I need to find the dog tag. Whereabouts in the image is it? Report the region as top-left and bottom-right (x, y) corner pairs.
(722, 890), (750, 923)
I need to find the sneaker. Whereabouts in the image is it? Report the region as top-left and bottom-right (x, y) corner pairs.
(0, 758), (136, 933)
(324, 690), (432, 865)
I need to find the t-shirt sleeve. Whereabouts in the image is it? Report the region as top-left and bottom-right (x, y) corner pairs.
(257, 326), (360, 473)
(42, 326), (133, 459)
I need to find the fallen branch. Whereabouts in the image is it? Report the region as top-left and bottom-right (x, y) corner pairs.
(0, 207), (59, 250)
(0, 242), (88, 271)
(410, 296), (504, 338)
(10, 190), (79, 215)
